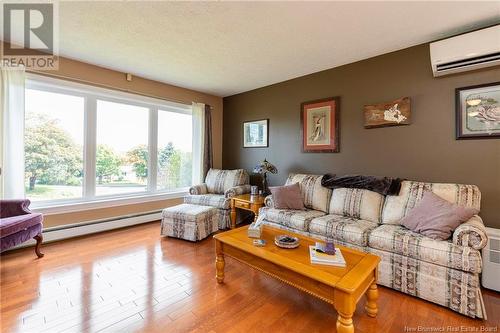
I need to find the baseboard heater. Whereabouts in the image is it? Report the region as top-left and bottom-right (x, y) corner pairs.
(10, 210), (163, 250)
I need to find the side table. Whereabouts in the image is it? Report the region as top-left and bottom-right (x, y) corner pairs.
(230, 194), (265, 229)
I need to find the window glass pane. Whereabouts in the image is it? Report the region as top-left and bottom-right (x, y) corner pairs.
(96, 100), (149, 196)
(157, 110), (192, 190)
(24, 89), (84, 201)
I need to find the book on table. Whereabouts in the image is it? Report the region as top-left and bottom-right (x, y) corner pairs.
(309, 245), (346, 267)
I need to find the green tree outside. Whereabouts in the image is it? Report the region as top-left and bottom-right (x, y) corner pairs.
(96, 145), (122, 184)
(125, 142), (192, 188)
(24, 113), (192, 194)
(158, 142), (174, 169)
(25, 114), (82, 190)
(126, 145), (148, 181)
(157, 142), (192, 189)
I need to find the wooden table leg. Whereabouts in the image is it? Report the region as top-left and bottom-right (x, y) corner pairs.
(336, 310), (354, 333)
(230, 201), (237, 229)
(365, 282), (379, 317)
(334, 290), (355, 333)
(215, 240), (225, 284)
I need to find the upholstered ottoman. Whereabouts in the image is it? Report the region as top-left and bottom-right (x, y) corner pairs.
(160, 204), (219, 242)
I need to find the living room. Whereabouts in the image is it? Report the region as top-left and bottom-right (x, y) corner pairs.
(0, 2), (499, 333)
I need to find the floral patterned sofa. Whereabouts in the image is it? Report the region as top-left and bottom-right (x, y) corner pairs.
(259, 173), (488, 319)
(185, 168), (251, 229)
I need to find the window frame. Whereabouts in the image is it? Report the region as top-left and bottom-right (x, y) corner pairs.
(25, 74), (194, 210)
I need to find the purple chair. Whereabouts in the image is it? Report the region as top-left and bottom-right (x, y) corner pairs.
(0, 199), (44, 258)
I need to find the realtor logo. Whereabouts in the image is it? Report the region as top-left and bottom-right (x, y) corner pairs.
(1, 2), (59, 69)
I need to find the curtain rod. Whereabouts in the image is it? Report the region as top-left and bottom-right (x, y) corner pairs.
(26, 69), (203, 107)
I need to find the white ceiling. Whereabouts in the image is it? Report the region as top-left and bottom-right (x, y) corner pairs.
(54, 1), (500, 97)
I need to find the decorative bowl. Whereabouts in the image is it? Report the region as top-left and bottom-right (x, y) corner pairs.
(274, 235), (300, 249)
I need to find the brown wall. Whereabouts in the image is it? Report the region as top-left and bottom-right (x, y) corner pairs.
(223, 43), (500, 228)
(2, 43), (223, 228)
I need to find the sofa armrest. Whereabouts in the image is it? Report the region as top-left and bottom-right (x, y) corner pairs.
(189, 184), (208, 195)
(224, 185), (251, 199)
(0, 199), (32, 218)
(264, 195), (274, 208)
(452, 215), (488, 250)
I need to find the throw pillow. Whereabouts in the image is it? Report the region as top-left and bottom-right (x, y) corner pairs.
(400, 191), (479, 240)
(270, 183), (305, 210)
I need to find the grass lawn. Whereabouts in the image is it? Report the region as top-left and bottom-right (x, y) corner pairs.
(26, 184), (82, 200)
(26, 183), (147, 201)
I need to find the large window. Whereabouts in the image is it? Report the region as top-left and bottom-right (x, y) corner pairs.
(157, 109), (192, 190)
(96, 100), (149, 196)
(25, 89), (84, 201)
(24, 76), (195, 206)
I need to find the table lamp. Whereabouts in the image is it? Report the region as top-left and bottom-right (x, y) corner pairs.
(253, 159), (278, 195)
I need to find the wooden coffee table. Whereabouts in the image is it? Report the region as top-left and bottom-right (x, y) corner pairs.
(213, 225), (380, 333)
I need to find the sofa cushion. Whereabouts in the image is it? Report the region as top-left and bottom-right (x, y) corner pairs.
(184, 194), (230, 209)
(205, 169), (249, 194)
(269, 183), (305, 210)
(0, 213), (43, 238)
(328, 188), (384, 223)
(285, 174), (331, 213)
(162, 204), (217, 222)
(308, 214), (378, 247)
(381, 181), (481, 225)
(368, 224), (482, 273)
(259, 207), (325, 231)
(400, 191), (478, 240)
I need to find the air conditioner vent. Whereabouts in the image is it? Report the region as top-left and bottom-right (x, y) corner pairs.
(490, 251), (500, 264)
(490, 238), (500, 251)
(482, 227), (500, 291)
(436, 52), (500, 72)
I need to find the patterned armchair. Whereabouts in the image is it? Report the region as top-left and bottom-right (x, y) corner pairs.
(184, 169), (251, 229)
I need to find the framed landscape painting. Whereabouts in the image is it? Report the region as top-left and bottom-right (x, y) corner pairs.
(456, 82), (500, 139)
(243, 119), (269, 148)
(301, 97), (340, 153)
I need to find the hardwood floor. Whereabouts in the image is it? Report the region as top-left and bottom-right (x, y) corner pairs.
(1, 222), (498, 333)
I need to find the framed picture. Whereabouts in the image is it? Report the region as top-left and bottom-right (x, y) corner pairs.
(363, 97), (411, 128)
(456, 81), (500, 139)
(301, 97), (340, 153)
(243, 119), (269, 148)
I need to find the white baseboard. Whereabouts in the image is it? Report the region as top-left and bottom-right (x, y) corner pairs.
(9, 211), (162, 250)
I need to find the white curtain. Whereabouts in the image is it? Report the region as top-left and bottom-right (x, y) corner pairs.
(192, 102), (205, 185)
(0, 67), (26, 199)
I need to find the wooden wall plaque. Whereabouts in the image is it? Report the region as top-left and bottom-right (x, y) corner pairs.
(363, 97), (411, 128)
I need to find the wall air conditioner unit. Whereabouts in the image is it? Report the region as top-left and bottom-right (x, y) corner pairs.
(482, 227), (500, 292)
(430, 25), (500, 77)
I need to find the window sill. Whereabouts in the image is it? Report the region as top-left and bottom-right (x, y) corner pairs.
(31, 190), (188, 215)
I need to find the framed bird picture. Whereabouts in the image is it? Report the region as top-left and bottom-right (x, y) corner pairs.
(301, 97), (340, 153)
(456, 82), (500, 139)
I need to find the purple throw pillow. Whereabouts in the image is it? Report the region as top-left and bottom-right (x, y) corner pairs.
(270, 183), (305, 210)
(400, 191), (479, 241)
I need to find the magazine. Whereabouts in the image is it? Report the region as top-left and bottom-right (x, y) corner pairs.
(309, 245), (346, 267)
